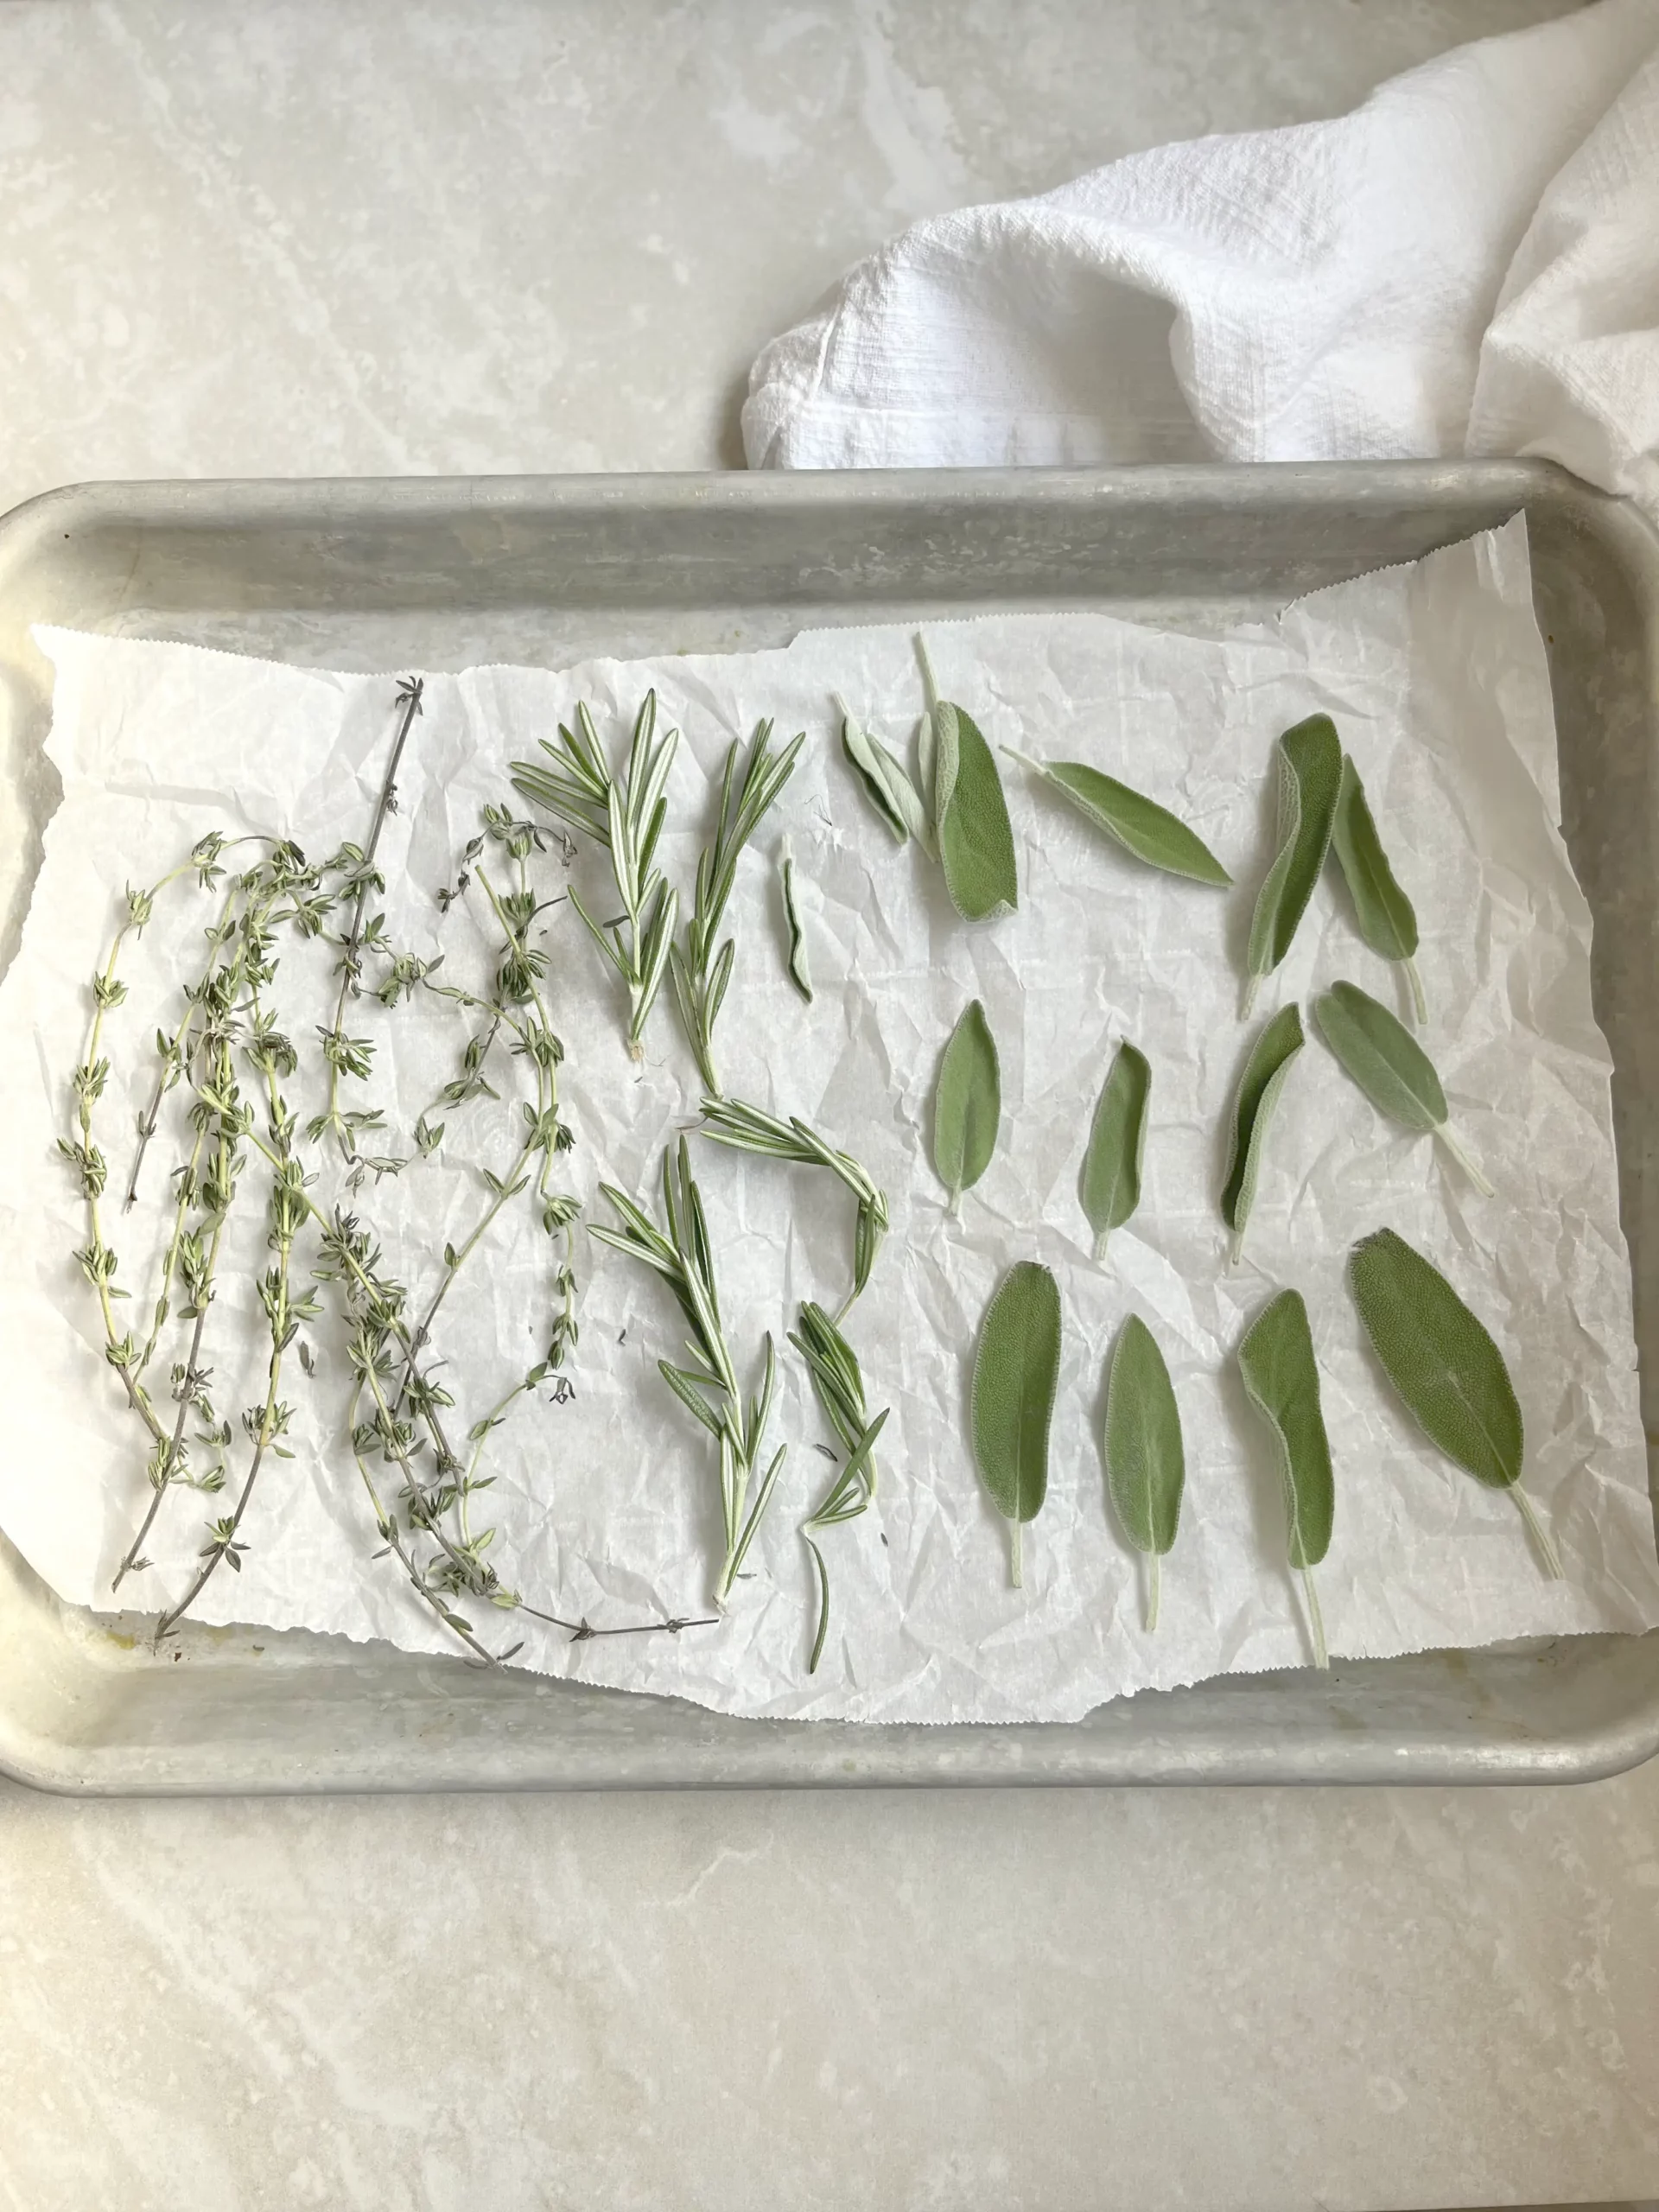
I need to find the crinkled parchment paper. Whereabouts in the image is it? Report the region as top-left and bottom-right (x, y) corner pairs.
(0, 516), (1655, 1722)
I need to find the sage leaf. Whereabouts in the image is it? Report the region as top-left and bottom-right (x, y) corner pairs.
(1236, 1289), (1334, 1669)
(1221, 1004), (1304, 1265)
(836, 695), (931, 850)
(916, 638), (1016, 920)
(931, 696), (961, 830)
(1243, 713), (1342, 1015)
(1079, 1039), (1150, 1262)
(1330, 755), (1425, 1021)
(779, 839), (812, 1004)
(1313, 982), (1492, 1196)
(938, 703), (1018, 921)
(1103, 1313), (1185, 1630)
(933, 999), (1001, 1216)
(971, 1260), (1061, 1590)
(1347, 1227), (1560, 1576)
(1004, 750), (1231, 887)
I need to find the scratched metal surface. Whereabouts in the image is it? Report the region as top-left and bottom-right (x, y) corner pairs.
(0, 459), (1654, 1792)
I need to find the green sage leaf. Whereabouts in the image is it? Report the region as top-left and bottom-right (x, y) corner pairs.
(933, 999), (1001, 1214)
(1079, 1039), (1150, 1262)
(1236, 1287), (1334, 1667)
(1313, 981), (1442, 1129)
(1330, 755), (1424, 1020)
(1313, 982), (1493, 1195)
(779, 841), (812, 1003)
(971, 1259), (1061, 1589)
(1243, 713), (1342, 1014)
(1221, 1003), (1304, 1264)
(933, 702), (1017, 922)
(1103, 1313), (1185, 1630)
(1006, 751), (1230, 887)
(1347, 1227), (1559, 1576)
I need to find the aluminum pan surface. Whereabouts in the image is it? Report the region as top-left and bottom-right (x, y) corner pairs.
(0, 461), (1654, 1792)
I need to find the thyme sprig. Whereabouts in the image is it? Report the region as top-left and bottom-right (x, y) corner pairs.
(311, 675), (426, 1161)
(511, 693), (680, 1061)
(696, 1094), (888, 1319)
(669, 718), (804, 1093)
(71, 683), (708, 1660)
(592, 1136), (787, 1611)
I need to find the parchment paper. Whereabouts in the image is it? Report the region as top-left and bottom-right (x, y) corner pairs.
(1, 516), (1655, 1723)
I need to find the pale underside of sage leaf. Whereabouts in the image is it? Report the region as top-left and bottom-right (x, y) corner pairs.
(1236, 1288), (1335, 1669)
(1003, 749), (1232, 887)
(779, 838), (812, 1004)
(1313, 981), (1492, 1196)
(1103, 1313), (1185, 1631)
(1330, 754), (1425, 1022)
(1221, 1003), (1304, 1265)
(1079, 1039), (1150, 1262)
(1347, 1227), (1560, 1577)
(836, 694), (932, 853)
(932, 998), (1001, 1217)
(970, 1259), (1062, 1591)
(1243, 714), (1342, 1017)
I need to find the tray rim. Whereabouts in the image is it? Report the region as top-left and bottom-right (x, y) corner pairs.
(3, 454), (1657, 1795)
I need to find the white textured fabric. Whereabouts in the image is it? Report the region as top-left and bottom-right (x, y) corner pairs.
(742, 0), (1659, 518)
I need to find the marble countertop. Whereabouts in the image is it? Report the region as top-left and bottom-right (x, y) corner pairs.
(3, 4), (1657, 2208)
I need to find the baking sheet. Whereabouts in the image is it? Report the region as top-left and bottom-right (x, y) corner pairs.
(0, 513), (1655, 1723)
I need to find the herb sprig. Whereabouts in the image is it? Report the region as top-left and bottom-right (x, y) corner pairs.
(592, 1137), (787, 1611)
(512, 694), (680, 1061)
(671, 718), (804, 1093)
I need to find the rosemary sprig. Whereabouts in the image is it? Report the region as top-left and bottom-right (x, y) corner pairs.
(788, 1301), (888, 1674)
(696, 1094), (888, 1319)
(669, 718), (804, 1093)
(512, 693), (680, 1061)
(591, 1136), (787, 1611)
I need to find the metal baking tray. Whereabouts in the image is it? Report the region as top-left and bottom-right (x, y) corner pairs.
(2, 460), (1656, 1794)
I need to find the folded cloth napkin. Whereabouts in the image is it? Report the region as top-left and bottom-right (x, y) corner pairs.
(742, 0), (1659, 520)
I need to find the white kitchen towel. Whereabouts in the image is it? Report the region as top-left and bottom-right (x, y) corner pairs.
(741, 0), (1659, 518)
